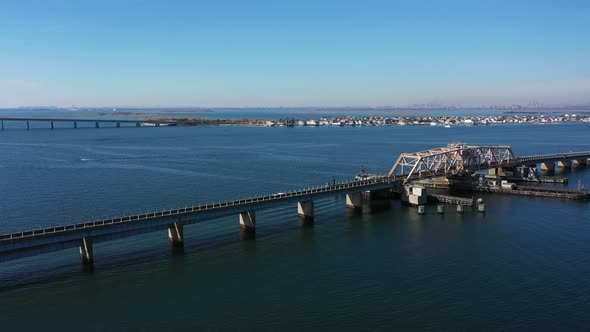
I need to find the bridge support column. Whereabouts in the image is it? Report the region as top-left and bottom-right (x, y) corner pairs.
(73, 122), (77, 129)
(488, 167), (506, 176)
(50, 121), (54, 129)
(558, 160), (572, 168)
(136, 122), (141, 127)
(239, 210), (256, 231)
(1, 120), (3, 130)
(541, 162), (555, 173)
(95, 121), (100, 128)
(417, 205), (425, 215)
(79, 237), (94, 264)
(167, 223), (184, 246)
(297, 200), (314, 220)
(26, 121), (30, 130)
(116, 122), (121, 128)
(346, 193), (362, 209)
(573, 159), (587, 168)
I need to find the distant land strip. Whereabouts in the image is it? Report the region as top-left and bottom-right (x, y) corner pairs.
(153, 114), (590, 127)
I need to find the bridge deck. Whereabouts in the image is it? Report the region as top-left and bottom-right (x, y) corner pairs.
(0, 177), (402, 261)
(516, 152), (590, 164)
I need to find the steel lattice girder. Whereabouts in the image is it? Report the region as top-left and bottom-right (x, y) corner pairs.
(387, 145), (516, 183)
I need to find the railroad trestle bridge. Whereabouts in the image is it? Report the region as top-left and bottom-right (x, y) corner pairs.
(1, 144), (589, 264)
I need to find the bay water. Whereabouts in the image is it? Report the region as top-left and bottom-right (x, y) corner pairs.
(1, 124), (590, 330)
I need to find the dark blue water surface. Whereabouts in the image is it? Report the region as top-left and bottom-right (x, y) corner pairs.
(1, 124), (590, 330)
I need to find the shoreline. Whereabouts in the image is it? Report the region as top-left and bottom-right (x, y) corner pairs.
(147, 114), (590, 127)
(2, 112), (589, 128)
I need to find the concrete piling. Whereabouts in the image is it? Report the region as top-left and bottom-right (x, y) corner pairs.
(79, 237), (94, 264)
(417, 205), (425, 215)
(541, 162), (555, 173)
(167, 222), (184, 246)
(297, 200), (314, 220)
(489, 167), (507, 176)
(346, 193), (362, 209)
(437, 204), (444, 214)
(239, 210), (256, 231)
(457, 205), (464, 214)
(477, 203), (486, 213)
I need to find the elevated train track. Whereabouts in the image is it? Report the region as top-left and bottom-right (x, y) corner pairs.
(2, 144), (589, 264)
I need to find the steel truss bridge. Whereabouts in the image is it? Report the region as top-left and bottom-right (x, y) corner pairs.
(388, 144), (517, 183)
(388, 144), (590, 183)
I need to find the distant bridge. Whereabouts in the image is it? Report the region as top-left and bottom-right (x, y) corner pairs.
(0, 117), (177, 130)
(1, 144), (589, 265)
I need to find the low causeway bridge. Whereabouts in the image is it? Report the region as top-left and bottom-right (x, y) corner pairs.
(517, 152), (590, 171)
(0, 178), (401, 263)
(0, 117), (176, 130)
(2, 144), (589, 264)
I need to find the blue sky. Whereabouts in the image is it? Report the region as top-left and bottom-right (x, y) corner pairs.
(1, 0), (589, 107)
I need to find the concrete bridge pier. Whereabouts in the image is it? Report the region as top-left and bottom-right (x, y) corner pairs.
(116, 122), (121, 128)
(239, 210), (256, 231)
(73, 122), (78, 129)
(297, 200), (314, 220)
(488, 167), (507, 176)
(541, 162), (555, 173)
(167, 222), (184, 247)
(558, 160), (572, 168)
(50, 121), (54, 129)
(26, 121), (30, 130)
(95, 121), (100, 128)
(573, 159), (587, 168)
(1, 120), (4, 130)
(346, 193), (362, 209)
(79, 237), (94, 264)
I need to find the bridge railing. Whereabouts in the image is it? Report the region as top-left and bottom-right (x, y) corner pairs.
(0, 176), (400, 242)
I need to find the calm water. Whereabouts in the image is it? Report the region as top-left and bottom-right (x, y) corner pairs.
(1, 124), (590, 330)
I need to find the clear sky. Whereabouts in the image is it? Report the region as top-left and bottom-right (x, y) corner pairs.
(1, 0), (589, 107)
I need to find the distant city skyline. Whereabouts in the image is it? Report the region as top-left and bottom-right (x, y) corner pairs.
(1, 0), (589, 107)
